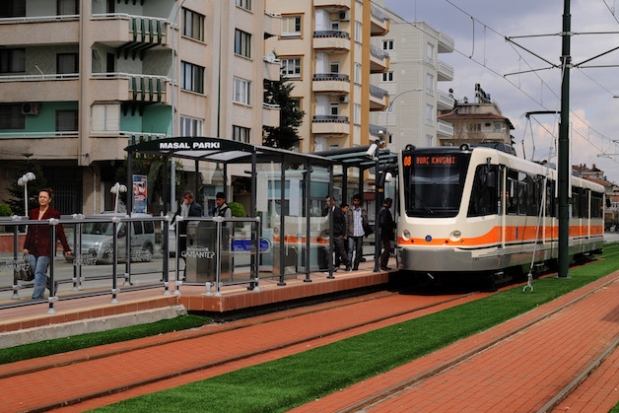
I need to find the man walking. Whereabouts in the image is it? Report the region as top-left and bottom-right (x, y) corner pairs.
(378, 197), (396, 271)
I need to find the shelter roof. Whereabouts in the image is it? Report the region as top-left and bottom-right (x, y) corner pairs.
(124, 137), (333, 166)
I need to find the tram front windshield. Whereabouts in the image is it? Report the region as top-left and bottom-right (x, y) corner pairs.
(403, 152), (470, 218)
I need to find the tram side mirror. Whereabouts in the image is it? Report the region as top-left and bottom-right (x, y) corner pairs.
(486, 171), (496, 188)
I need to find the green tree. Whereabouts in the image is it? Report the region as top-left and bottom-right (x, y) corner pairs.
(4, 155), (48, 216)
(263, 77), (305, 150)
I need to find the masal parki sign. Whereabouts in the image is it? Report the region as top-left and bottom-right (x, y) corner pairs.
(159, 141), (221, 150)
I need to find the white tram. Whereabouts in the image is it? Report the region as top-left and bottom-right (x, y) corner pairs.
(396, 144), (604, 284)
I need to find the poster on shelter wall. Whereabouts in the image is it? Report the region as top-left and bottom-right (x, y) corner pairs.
(133, 175), (147, 214)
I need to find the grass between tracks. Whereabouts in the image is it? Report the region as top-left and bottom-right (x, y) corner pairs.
(0, 315), (208, 365)
(84, 242), (619, 413)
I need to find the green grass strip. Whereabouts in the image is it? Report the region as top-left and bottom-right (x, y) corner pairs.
(92, 243), (619, 413)
(0, 314), (208, 365)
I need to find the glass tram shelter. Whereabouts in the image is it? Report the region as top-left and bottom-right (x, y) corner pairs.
(124, 137), (396, 288)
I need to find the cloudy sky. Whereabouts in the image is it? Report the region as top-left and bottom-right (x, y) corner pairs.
(382, 0), (619, 184)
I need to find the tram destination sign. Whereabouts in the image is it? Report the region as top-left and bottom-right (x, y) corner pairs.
(414, 155), (457, 166)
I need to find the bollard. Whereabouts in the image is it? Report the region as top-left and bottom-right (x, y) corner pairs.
(110, 288), (120, 304)
(47, 296), (58, 314)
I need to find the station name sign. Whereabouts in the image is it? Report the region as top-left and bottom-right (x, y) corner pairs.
(159, 140), (221, 150)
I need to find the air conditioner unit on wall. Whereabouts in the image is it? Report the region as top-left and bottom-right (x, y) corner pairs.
(339, 95), (349, 103)
(21, 103), (39, 115)
(339, 11), (350, 21)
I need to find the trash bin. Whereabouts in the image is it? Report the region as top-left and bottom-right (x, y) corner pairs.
(185, 221), (232, 283)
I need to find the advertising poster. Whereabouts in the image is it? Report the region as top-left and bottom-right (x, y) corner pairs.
(133, 174), (147, 214)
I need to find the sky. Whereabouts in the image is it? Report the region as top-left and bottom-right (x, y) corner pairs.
(382, 0), (619, 184)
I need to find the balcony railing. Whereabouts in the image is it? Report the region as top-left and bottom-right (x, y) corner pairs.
(0, 73), (79, 82)
(313, 73), (350, 82)
(313, 30), (350, 39)
(312, 115), (349, 123)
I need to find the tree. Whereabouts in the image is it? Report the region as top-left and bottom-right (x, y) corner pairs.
(263, 77), (305, 150)
(4, 155), (48, 216)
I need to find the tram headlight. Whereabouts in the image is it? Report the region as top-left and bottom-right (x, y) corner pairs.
(450, 230), (462, 242)
(402, 229), (411, 240)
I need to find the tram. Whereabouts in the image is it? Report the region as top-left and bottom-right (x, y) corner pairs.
(396, 143), (604, 285)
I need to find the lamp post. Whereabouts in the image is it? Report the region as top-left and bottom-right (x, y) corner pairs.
(110, 182), (127, 213)
(17, 172), (36, 215)
(384, 88), (423, 145)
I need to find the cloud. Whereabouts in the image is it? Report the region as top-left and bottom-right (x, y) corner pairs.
(384, 0), (619, 183)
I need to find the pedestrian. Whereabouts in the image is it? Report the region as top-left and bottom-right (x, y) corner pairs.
(345, 194), (369, 271)
(378, 197), (396, 271)
(212, 192), (232, 218)
(322, 195), (351, 272)
(23, 188), (72, 299)
(336, 202), (349, 267)
(172, 190), (203, 280)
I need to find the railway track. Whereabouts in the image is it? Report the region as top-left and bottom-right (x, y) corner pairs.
(327, 274), (619, 413)
(1, 287), (483, 412)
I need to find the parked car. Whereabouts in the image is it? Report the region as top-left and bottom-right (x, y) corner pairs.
(67, 213), (155, 264)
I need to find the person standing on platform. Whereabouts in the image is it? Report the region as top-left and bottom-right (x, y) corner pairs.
(322, 195), (351, 272)
(23, 188), (72, 299)
(172, 191), (203, 280)
(378, 197), (396, 271)
(345, 194), (368, 271)
(212, 192), (232, 219)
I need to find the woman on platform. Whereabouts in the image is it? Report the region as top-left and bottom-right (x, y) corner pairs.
(23, 188), (71, 299)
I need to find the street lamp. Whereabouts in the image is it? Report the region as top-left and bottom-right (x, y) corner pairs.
(384, 88), (423, 145)
(17, 172), (36, 215)
(110, 182), (127, 213)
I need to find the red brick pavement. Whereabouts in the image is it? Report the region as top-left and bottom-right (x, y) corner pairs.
(3, 271), (619, 413)
(289, 274), (619, 413)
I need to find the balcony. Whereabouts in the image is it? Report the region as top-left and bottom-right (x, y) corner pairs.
(263, 103), (281, 128)
(312, 115), (350, 136)
(437, 89), (456, 111)
(438, 60), (454, 82)
(438, 32), (455, 53)
(437, 119), (454, 138)
(264, 10), (280, 38)
(313, 30), (351, 52)
(369, 85), (388, 111)
(91, 14), (169, 60)
(370, 6), (389, 36)
(313, 73), (351, 94)
(369, 44), (389, 74)
(313, 0), (351, 10)
(0, 16), (79, 46)
(90, 73), (170, 115)
(0, 74), (79, 102)
(263, 57), (281, 82)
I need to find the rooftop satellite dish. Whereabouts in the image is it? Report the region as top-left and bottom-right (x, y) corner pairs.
(265, 52), (276, 63)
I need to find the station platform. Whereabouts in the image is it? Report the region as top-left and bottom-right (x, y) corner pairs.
(0, 258), (392, 346)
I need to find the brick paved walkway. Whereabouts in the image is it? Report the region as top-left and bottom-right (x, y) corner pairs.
(2, 271), (619, 412)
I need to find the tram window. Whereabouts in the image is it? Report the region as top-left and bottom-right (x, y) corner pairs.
(592, 192), (603, 218)
(467, 164), (498, 217)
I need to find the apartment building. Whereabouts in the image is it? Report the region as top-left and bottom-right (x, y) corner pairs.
(265, 0), (390, 153)
(369, 2), (455, 152)
(438, 83), (514, 147)
(0, 0), (280, 214)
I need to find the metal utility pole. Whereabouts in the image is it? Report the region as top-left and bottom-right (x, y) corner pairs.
(557, 0), (571, 278)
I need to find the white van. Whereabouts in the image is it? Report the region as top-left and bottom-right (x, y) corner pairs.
(68, 214), (156, 264)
